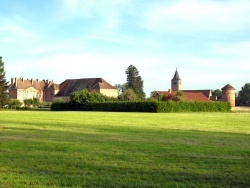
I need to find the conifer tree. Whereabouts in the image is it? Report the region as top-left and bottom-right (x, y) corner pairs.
(0, 56), (10, 107)
(125, 65), (145, 99)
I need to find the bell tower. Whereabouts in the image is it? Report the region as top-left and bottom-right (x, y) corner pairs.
(171, 69), (182, 92)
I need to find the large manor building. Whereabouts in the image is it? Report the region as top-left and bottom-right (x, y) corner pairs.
(151, 69), (236, 106)
(9, 78), (59, 102)
(9, 77), (118, 103)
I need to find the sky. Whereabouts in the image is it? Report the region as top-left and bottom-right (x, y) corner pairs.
(1, 0), (250, 97)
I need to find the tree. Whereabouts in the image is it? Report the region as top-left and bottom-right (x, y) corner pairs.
(238, 83), (250, 106)
(32, 98), (40, 107)
(70, 89), (111, 106)
(8, 99), (22, 109)
(212, 89), (222, 100)
(125, 65), (145, 100)
(119, 88), (137, 101)
(23, 99), (33, 107)
(162, 93), (180, 102)
(0, 56), (10, 107)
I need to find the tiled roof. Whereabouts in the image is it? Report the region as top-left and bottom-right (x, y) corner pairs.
(152, 90), (212, 102)
(44, 82), (60, 90)
(182, 90), (212, 99)
(10, 78), (56, 91)
(172, 69), (181, 80)
(221, 84), (235, 90)
(55, 78), (116, 97)
(182, 91), (212, 102)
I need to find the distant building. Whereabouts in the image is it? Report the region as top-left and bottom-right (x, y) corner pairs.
(9, 78), (59, 102)
(171, 69), (182, 92)
(9, 77), (118, 103)
(151, 69), (235, 105)
(221, 84), (236, 107)
(54, 78), (118, 102)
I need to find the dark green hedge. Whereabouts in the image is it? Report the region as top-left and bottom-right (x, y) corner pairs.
(51, 101), (231, 112)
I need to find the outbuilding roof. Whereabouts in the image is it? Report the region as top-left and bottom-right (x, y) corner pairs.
(151, 90), (212, 102)
(55, 78), (116, 97)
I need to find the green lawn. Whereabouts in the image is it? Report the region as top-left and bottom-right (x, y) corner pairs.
(0, 111), (249, 187)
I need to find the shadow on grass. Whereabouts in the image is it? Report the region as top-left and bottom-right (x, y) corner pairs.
(1, 126), (250, 187)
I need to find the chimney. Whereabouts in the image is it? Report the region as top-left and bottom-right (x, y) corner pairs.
(31, 79), (33, 85)
(15, 77), (17, 87)
(11, 78), (13, 85)
(21, 78), (24, 83)
(36, 79), (39, 82)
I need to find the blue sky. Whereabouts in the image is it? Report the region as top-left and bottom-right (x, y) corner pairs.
(1, 0), (250, 96)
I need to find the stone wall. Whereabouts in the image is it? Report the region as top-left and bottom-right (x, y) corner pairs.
(231, 106), (250, 112)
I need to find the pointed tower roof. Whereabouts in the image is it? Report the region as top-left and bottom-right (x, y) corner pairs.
(172, 69), (181, 80)
(221, 84), (235, 90)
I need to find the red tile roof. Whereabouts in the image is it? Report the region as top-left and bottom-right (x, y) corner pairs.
(152, 90), (212, 102)
(182, 91), (212, 102)
(182, 90), (212, 99)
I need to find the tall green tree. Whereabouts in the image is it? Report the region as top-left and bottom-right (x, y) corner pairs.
(238, 83), (250, 106)
(0, 56), (10, 107)
(125, 65), (145, 100)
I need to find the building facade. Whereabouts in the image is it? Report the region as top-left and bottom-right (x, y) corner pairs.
(9, 78), (59, 102)
(9, 77), (118, 103)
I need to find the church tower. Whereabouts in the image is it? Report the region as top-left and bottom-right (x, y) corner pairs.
(171, 69), (182, 92)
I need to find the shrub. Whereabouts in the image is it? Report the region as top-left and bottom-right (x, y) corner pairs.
(8, 99), (22, 109)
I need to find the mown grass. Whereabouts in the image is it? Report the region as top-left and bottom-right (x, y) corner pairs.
(0, 111), (249, 187)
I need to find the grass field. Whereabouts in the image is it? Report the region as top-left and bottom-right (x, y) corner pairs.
(0, 111), (249, 187)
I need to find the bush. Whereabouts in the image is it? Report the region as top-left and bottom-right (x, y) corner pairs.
(8, 99), (22, 109)
(51, 98), (68, 111)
